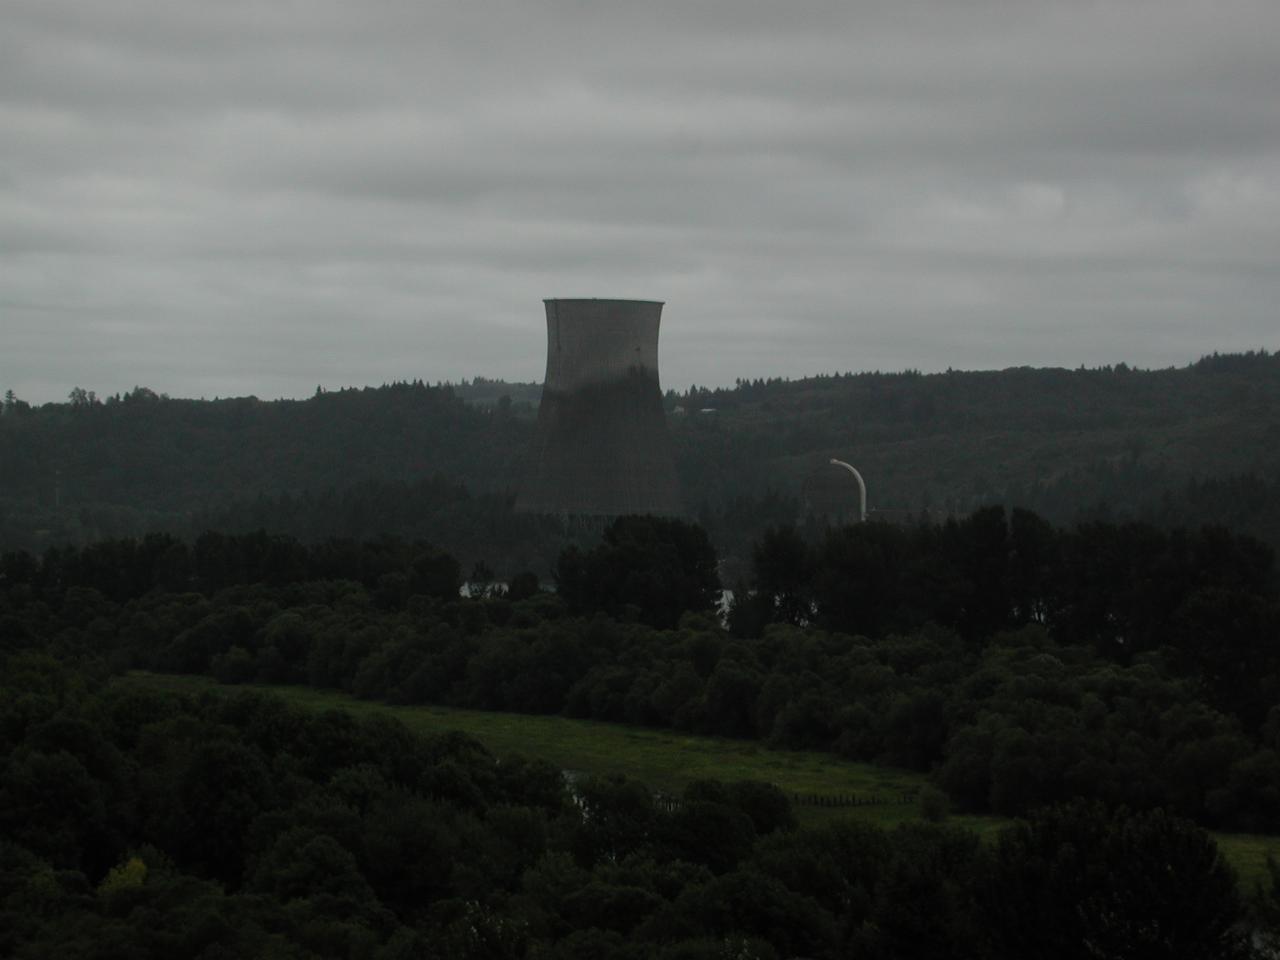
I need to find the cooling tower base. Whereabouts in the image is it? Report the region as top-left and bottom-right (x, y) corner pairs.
(515, 299), (683, 518)
(516, 370), (682, 517)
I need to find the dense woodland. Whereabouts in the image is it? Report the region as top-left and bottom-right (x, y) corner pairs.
(0, 673), (1259, 958)
(4, 509), (1279, 956)
(3, 351), (1280, 573)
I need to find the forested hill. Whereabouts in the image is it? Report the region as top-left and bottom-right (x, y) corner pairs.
(668, 350), (1280, 518)
(0, 382), (530, 549)
(2, 351), (1279, 556)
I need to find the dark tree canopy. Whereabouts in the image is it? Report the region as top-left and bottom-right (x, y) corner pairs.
(556, 516), (721, 629)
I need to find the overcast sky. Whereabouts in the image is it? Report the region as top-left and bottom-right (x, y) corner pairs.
(4, 0), (1278, 403)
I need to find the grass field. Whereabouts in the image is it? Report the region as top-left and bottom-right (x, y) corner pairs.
(124, 672), (1280, 892)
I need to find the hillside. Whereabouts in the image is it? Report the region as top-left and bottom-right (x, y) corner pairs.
(669, 352), (1280, 516)
(2, 351), (1279, 563)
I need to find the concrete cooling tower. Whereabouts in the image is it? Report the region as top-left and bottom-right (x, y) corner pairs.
(515, 298), (683, 517)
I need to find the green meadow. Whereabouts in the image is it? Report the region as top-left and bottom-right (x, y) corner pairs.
(126, 672), (1280, 892)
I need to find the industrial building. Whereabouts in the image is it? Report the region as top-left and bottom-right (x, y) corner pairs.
(515, 298), (683, 517)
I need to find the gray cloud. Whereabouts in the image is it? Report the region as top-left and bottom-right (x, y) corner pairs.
(3, 0), (1278, 402)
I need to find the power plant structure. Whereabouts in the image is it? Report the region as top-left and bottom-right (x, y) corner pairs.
(515, 298), (683, 518)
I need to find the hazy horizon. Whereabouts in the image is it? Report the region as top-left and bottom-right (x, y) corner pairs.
(5, 1), (1279, 404)
(14, 344), (1273, 408)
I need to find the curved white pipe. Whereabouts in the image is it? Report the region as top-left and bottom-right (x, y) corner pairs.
(829, 459), (866, 522)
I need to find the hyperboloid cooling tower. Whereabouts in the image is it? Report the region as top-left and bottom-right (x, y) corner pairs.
(515, 298), (683, 517)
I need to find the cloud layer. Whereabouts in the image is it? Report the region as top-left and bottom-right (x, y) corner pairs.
(4, 0), (1279, 401)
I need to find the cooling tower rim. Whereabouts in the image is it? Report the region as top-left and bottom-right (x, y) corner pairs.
(543, 297), (665, 306)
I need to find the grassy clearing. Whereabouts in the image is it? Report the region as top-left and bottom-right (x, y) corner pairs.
(126, 673), (934, 829)
(1213, 832), (1280, 896)
(124, 672), (1280, 891)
